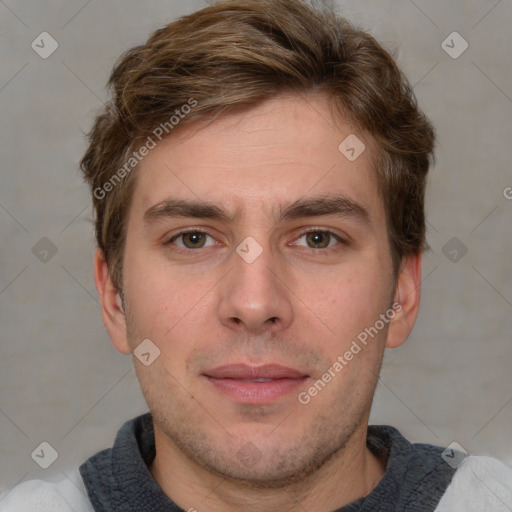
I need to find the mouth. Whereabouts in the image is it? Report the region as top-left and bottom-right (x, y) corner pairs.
(203, 364), (310, 405)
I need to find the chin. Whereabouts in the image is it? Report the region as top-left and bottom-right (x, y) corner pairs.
(197, 440), (344, 489)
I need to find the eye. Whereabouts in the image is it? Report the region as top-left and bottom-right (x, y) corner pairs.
(166, 230), (217, 250)
(293, 230), (343, 250)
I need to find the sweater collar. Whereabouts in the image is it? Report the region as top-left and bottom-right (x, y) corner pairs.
(79, 413), (455, 512)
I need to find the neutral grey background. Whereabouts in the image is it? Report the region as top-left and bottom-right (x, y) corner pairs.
(1, 0), (511, 491)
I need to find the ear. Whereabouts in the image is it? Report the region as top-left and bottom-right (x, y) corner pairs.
(385, 252), (422, 349)
(94, 248), (131, 354)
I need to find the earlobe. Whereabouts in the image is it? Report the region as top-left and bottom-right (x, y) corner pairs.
(385, 253), (422, 349)
(93, 248), (131, 354)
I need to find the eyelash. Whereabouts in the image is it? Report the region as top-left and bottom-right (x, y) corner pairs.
(164, 228), (346, 253)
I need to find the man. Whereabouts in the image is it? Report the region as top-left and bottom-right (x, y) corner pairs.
(1, 0), (511, 510)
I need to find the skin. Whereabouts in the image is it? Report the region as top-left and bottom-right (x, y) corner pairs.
(95, 93), (422, 512)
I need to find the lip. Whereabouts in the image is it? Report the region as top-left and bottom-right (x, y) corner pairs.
(203, 364), (309, 405)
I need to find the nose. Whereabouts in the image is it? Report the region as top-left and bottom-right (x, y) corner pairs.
(217, 241), (294, 335)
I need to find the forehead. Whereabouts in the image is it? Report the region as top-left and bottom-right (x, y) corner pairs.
(130, 93), (383, 225)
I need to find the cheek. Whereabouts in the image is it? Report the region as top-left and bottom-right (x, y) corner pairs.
(306, 263), (391, 339)
(123, 247), (181, 336)
(122, 246), (216, 363)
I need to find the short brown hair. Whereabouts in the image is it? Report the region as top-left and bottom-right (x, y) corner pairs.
(80, 0), (435, 293)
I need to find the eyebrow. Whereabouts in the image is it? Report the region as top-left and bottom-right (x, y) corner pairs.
(143, 195), (370, 227)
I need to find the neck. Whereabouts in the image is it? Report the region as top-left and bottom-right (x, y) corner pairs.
(150, 422), (387, 512)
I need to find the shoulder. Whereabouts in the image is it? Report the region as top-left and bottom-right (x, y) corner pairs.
(436, 455), (512, 511)
(0, 468), (93, 512)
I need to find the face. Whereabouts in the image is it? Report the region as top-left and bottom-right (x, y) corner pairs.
(96, 93), (420, 486)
